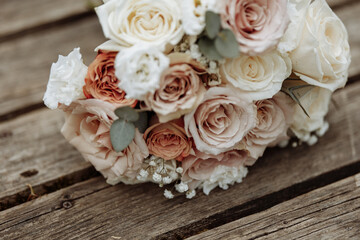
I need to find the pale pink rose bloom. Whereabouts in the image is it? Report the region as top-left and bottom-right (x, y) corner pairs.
(181, 150), (249, 189)
(61, 99), (149, 185)
(144, 53), (207, 123)
(238, 92), (294, 160)
(143, 117), (193, 161)
(221, 0), (290, 55)
(184, 87), (257, 155)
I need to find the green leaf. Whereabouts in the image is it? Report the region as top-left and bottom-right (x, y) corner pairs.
(133, 111), (149, 133)
(198, 37), (223, 61)
(205, 11), (221, 39)
(215, 29), (240, 59)
(110, 119), (135, 152)
(115, 107), (139, 122)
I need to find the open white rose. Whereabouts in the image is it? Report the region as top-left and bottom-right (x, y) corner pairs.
(278, 0), (311, 53)
(290, 86), (332, 142)
(290, 0), (351, 92)
(95, 0), (184, 52)
(220, 51), (291, 101)
(181, 0), (224, 36)
(115, 44), (170, 100)
(43, 48), (87, 109)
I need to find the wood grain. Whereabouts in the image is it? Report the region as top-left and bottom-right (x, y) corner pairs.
(0, 1), (359, 118)
(187, 174), (360, 240)
(0, 16), (105, 118)
(0, 0), (96, 39)
(0, 109), (96, 210)
(0, 80), (359, 239)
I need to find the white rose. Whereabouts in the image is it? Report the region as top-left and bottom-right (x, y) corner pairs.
(220, 51), (291, 101)
(278, 0), (311, 53)
(43, 48), (87, 109)
(290, 86), (332, 142)
(95, 0), (184, 52)
(290, 0), (351, 92)
(181, 0), (224, 36)
(115, 44), (170, 100)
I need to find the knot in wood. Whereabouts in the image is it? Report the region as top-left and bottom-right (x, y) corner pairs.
(62, 201), (73, 209)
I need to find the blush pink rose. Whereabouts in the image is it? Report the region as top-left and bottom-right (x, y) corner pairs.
(181, 150), (249, 189)
(221, 0), (290, 55)
(143, 117), (192, 161)
(184, 87), (257, 155)
(238, 92), (294, 160)
(61, 99), (149, 184)
(83, 51), (137, 107)
(144, 53), (207, 123)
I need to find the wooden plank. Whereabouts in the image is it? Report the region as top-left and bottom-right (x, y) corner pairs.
(0, 0), (345, 40)
(187, 174), (360, 240)
(0, 0), (95, 39)
(0, 81), (359, 239)
(0, 108), (96, 210)
(0, 1), (359, 118)
(0, 16), (105, 118)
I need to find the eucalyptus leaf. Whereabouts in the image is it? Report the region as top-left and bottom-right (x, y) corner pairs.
(115, 107), (139, 122)
(205, 11), (221, 39)
(215, 29), (240, 59)
(133, 111), (149, 133)
(110, 119), (135, 152)
(198, 37), (223, 60)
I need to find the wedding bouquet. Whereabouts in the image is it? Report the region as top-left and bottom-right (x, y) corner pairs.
(44, 0), (350, 199)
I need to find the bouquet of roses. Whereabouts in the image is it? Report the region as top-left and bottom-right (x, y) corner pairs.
(44, 0), (350, 199)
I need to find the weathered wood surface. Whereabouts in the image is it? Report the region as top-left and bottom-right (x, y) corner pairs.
(0, 109), (96, 210)
(0, 80), (359, 239)
(0, 0), (360, 239)
(0, 0), (96, 40)
(187, 174), (360, 240)
(0, 0), (359, 119)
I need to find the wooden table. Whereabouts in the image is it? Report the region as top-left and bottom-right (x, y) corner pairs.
(1, 1), (360, 239)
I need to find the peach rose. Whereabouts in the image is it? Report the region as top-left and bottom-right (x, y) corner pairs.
(181, 150), (249, 191)
(221, 0), (289, 55)
(61, 99), (149, 185)
(238, 92), (294, 160)
(144, 117), (192, 161)
(144, 53), (207, 123)
(184, 87), (257, 155)
(83, 51), (137, 107)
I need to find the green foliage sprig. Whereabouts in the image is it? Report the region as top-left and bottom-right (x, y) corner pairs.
(110, 107), (149, 152)
(198, 11), (240, 60)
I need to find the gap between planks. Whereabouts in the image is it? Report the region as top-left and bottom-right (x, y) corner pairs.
(0, 0), (359, 119)
(0, 80), (359, 239)
(186, 173), (360, 240)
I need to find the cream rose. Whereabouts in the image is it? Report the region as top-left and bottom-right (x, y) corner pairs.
(181, 150), (249, 195)
(290, 86), (332, 142)
(290, 0), (351, 92)
(278, 0), (311, 53)
(61, 99), (149, 185)
(221, 0), (290, 55)
(95, 0), (184, 52)
(220, 51), (291, 101)
(184, 87), (257, 155)
(115, 44), (170, 100)
(43, 48), (87, 109)
(238, 93), (294, 159)
(144, 53), (207, 123)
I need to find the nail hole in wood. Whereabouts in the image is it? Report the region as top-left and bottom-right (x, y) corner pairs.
(62, 201), (73, 209)
(20, 169), (39, 178)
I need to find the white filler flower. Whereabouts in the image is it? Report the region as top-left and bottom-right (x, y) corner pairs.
(115, 44), (170, 100)
(43, 48), (87, 109)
